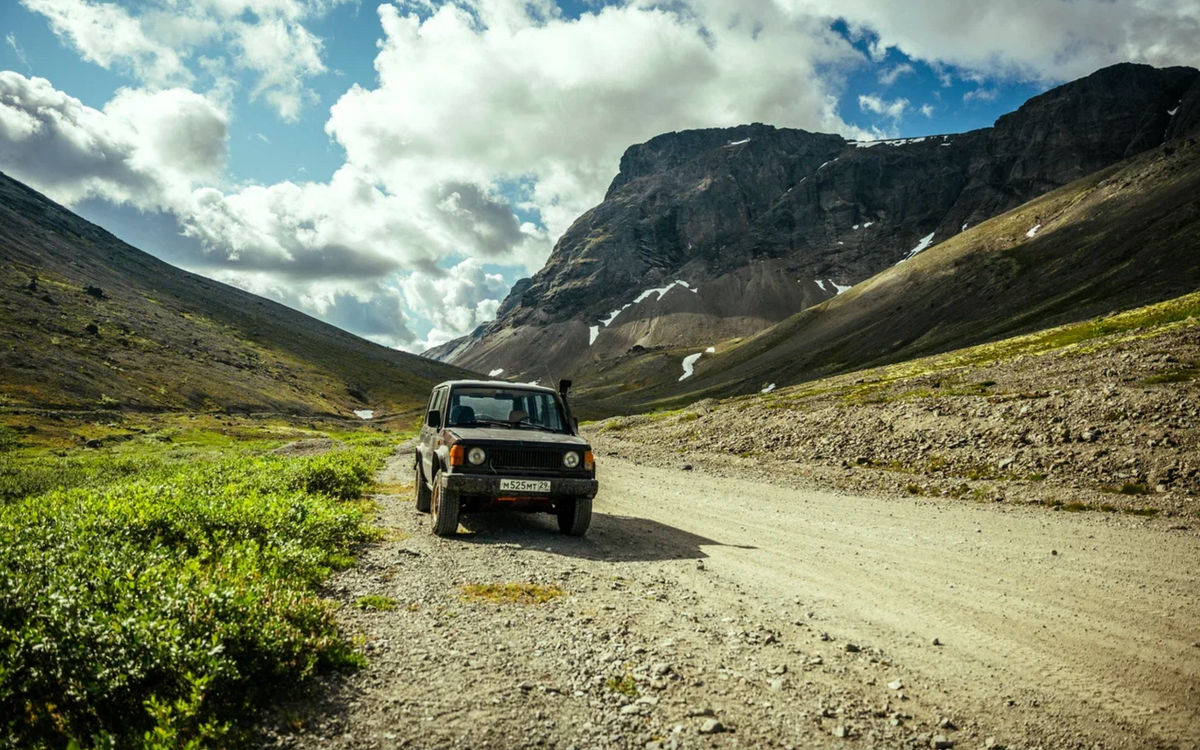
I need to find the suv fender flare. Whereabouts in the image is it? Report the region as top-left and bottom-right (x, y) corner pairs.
(434, 445), (451, 477)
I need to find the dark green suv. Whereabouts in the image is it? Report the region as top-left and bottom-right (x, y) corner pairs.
(414, 379), (598, 537)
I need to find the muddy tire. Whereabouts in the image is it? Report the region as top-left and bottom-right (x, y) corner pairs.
(557, 496), (592, 537)
(431, 476), (459, 536)
(414, 463), (431, 513)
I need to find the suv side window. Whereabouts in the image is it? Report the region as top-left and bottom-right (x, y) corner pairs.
(426, 387), (446, 429)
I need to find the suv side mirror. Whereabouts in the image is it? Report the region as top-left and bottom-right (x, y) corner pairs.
(572, 417), (580, 434)
(426, 410), (440, 429)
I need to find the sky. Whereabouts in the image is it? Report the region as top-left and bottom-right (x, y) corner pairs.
(1, 1), (1198, 353)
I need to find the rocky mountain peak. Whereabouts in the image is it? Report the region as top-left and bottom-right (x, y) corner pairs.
(605, 123), (844, 198)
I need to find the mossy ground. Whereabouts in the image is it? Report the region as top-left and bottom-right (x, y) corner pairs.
(459, 582), (567, 605)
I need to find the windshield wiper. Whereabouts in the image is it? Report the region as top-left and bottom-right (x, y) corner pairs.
(451, 419), (508, 428)
(513, 420), (558, 432)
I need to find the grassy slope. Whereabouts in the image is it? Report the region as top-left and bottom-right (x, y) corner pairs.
(0, 172), (473, 418)
(573, 136), (1200, 417)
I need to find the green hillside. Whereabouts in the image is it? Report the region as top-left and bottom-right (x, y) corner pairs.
(0, 172), (473, 419)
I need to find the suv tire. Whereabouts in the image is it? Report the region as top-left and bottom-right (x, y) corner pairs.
(414, 463), (431, 513)
(556, 496), (592, 537)
(431, 476), (459, 536)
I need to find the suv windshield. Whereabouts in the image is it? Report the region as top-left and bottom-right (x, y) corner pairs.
(447, 387), (567, 432)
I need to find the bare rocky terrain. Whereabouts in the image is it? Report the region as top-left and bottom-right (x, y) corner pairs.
(591, 309), (1200, 521)
(262, 438), (1199, 750)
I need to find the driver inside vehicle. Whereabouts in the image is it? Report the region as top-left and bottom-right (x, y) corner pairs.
(445, 387), (566, 432)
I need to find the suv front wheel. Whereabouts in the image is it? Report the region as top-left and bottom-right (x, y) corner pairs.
(431, 476), (460, 536)
(556, 496), (592, 537)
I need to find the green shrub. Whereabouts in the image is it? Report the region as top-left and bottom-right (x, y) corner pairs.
(287, 452), (374, 501)
(355, 595), (398, 611)
(0, 426), (21, 452)
(0, 441), (385, 748)
(605, 674), (639, 698)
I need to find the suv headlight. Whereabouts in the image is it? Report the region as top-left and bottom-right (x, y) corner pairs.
(562, 451), (581, 468)
(467, 447), (487, 465)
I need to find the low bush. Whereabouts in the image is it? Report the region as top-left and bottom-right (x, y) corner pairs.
(0, 439), (388, 748)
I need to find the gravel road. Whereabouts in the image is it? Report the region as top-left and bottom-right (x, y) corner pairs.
(265, 448), (1200, 750)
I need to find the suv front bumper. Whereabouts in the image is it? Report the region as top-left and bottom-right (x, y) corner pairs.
(439, 472), (597, 498)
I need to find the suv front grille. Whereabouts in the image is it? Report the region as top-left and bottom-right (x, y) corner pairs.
(490, 447), (560, 471)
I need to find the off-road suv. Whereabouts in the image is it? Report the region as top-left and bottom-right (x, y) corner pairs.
(414, 379), (598, 537)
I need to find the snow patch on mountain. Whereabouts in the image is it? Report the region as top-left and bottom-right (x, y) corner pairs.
(591, 280), (697, 345)
(902, 232), (936, 261)
(679, 352), (703, 381)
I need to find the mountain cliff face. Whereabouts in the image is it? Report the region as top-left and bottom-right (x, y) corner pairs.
(429, 63), (1200, 381)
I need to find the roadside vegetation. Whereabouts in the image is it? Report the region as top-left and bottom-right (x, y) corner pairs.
(0, 418), (400, 748)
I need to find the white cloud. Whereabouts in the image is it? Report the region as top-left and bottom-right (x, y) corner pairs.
(6, 33), (33, 72)
(878, 62), (913, 86)
(21, 0), (192, 86)
(104, 87), (227, 184)
(787, 0), (1200, 83)
(179, 167), (427, 280)
(963, 87), (998, 103)
(20, 0), (340, 120)
(206, 270), (419, 348)
(0, 72), (226, 209)
(858, 92), (909, 120)
(920, 103), (934, 117)
(231, 14), (326, 121)
(401, 258), (511, 350)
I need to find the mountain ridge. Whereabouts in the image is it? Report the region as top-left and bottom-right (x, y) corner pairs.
(430, 62), (1200, 385)
(573, 132), (1200, 415)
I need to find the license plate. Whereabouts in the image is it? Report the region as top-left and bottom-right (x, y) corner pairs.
(499, 478), (551, 493)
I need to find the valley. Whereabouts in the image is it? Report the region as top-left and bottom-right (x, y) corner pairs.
(2, 55), (1199, 750)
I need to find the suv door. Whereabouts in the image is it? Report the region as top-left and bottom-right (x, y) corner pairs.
(420, 386), (446, 482)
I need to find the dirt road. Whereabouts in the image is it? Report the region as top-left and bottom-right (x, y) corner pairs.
(265, 450), (1200, 749)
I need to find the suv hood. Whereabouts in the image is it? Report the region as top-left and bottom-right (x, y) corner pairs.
(446, 426), (589, 447)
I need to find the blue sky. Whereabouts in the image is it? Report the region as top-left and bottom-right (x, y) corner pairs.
(1, 0), (1197, 351)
